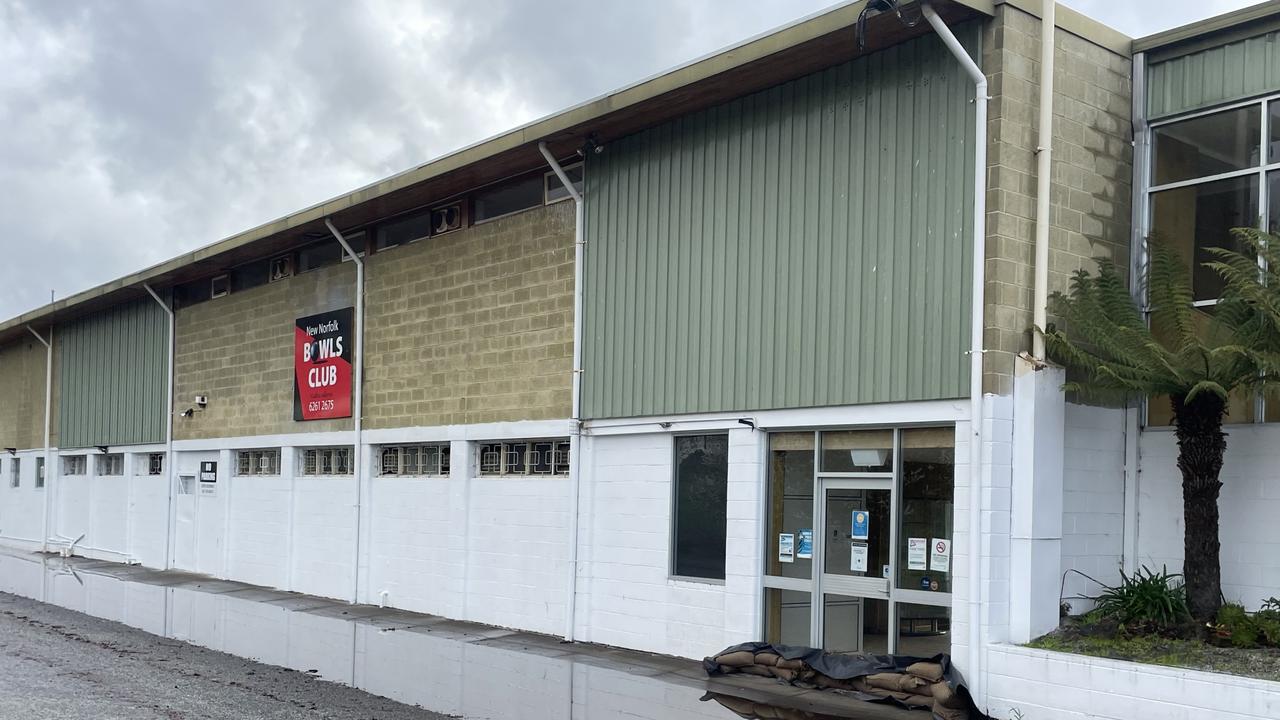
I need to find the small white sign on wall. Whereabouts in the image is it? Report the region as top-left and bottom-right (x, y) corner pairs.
(778, 533), (795, 563)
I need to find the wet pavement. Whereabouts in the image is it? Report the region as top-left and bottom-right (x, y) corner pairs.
(0, 548), (920, 719)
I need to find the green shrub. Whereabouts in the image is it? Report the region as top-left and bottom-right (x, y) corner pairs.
(1213, 604), (1280, 648)
(1088, 566), (1190, 629)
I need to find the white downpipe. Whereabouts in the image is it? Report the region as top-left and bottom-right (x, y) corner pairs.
(1032, 0), (1055, 360)
(921, 3), (987, 709)
(26, 325), (53, 553)
(538, 140), (584, 643)
(143, 283), (176, 569)
(326, 218), (365, 605)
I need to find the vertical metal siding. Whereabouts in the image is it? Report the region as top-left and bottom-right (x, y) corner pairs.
(58, 298), (167, 447)
(582, 27), (977, 419)
(1148, 29), (1280, 119)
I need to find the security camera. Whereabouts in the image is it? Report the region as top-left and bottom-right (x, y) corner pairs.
(180, 408), (195, 418)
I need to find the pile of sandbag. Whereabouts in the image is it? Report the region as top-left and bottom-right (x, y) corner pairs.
(705, 643), (970, 720)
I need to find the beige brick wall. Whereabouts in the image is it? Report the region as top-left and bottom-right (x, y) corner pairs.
(364, 202), (574, 428)
(174, 263), (357, 441)
(0, 337), (49, 450)
(982, 5), (1133, 396)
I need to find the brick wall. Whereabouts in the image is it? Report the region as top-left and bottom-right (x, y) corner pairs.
(982, 5), (1133, 395)
(363, 202), (574, 429)
(174, 262), (356, 440)
(0, 337), (49, 450)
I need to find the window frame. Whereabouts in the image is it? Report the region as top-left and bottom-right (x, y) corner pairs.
(378, 443), (451, 477)
(300, 447), (353, 477)
(35, 457), (45, 489)
(475, 440), (570, 477)
(1143, 93), (1279, 426)
(62, 455), (87, 476)
(9, 458), (19, 488)
(235, 449), (281, 476)
(96, 453), (124, 477)
(669, 433), (731, 584)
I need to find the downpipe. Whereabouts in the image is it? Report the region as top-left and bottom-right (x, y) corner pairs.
(326, 218), (366, 606)
(26, 325), (53, 554)
(538, 141), (585, 643)
(921, 3), (988, 710)
(1032, 0), (1054, 361)
(143, 283), (176, 569)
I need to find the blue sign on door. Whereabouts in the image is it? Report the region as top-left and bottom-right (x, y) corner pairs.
(797, 529), (813, 559)
(851, 510), (870, 540)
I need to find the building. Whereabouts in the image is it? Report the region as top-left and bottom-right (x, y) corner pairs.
(1, 1), (1279, 717)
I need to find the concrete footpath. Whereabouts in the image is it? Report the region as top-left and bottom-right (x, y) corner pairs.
(0, 550), (919, 719)
(0, 591), (447, 720)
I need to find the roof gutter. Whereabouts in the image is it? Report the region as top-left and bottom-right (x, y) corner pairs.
(539, 141), (585, 644)
(921, 2), (988, 710)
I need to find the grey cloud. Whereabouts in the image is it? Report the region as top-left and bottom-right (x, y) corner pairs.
(0, 0), (1259, 319)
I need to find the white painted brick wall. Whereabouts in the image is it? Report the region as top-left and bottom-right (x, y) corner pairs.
(576, 428), (761, 660)
(987, 643), (1280, 720)
(0, 450), (46, 546)
(226, 475), (292, 588)
(1139, 424), (1280, 609)
(366, 477), (466, 619)
(1060, 403), (1127, 610)
(291, 476), (357, 600)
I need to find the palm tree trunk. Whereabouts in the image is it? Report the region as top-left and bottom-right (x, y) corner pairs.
(1171, 393), (1227, 621)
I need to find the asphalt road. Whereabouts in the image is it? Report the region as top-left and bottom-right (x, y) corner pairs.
(0, 592), (450, 720)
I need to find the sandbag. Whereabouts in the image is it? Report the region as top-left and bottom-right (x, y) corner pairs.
(754, 652), (781, 667)
(768, 666), (797, 682)
(739, 664), (774, 677)
(775, 657), (805, 671)
(862, 673), (905, 692)
(934, 702), (969, 720)
(716, 650), (758, 667)
(906, 660), (945, 682)
(932, 680), (966, 709)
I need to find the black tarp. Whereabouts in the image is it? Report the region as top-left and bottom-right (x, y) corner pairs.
(703, 642), (983, 720)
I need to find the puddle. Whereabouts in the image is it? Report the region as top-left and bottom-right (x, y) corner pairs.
(0, 550), (909, 719)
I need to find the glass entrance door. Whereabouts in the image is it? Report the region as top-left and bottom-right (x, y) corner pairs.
(763, 427), (955, 655)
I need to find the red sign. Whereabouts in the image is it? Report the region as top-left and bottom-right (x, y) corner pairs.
(293, 308), (354, 421)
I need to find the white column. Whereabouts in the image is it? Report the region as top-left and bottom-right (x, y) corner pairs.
(1009, 356), (1066, 643)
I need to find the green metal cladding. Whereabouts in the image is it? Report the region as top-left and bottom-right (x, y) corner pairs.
(581, 26), (977, 420)
(1148, 29), (1280, 119)
(58, 298), (167, 448)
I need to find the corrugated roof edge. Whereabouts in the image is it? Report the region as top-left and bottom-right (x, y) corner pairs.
(1133, 0), (1280, 57)
(3, 0), (1008, 337)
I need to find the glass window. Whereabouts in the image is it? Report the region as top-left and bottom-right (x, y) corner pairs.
(1153, 105), (1260, 185)
(766, 433), (814, 580)
(819, 430), (893, 473)
(473, 174), (544, 222)
(35, 457), (45, 489)
(898, 428), (955, 595)
(672, 434), (728, 580)
(1150, 174), (1259, 302)
(62, 456), (86, 476)
(1269, 100), (1280, 164)
(824, 594), (889, 655)
(9, 458), (19, 488)
(825, 488), (891, 581)
(375, 210), (433, 250)
(764, 589), (811, 646)
(897, 603), (951, 657)
(545, 163), (584, 204)
(148, 453), (165, 476)
(96, 453), (124, 476)
(236, 449), (280, 476)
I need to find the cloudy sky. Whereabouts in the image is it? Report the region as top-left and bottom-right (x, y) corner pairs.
(0, 0), (1260, 320)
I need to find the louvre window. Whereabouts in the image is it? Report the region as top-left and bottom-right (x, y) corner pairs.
(379, 444), (450, 476)
(476, 440), (570, 476)
(236, 449), (281, 476)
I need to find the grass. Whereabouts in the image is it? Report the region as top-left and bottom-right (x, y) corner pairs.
(1028, 618), (1280, 683)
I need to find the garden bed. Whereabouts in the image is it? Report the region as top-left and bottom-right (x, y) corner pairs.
(1029, 616), (1280, 683)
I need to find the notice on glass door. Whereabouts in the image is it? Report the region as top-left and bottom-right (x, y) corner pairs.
(851, 510), (870, 540)
(778, 533), (795, 563)
(907, 537), (928, 571)
(797, 529), (813, 559)
(850, 543), (869, 573)
(930, 538), (951, 574)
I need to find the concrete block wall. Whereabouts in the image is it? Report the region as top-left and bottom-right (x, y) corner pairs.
(0, 337), (50, 451)
(574, 428), (761, 660)
(173, 262), (356, 441)
(1138, 424), (1280, 609)
(987, 643), (1280, 720)
(0, 450), (46, 546)
(981, 4), (1133, 396)
(1060, 403), (1127, 609)
(363, 202), (574, 429)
